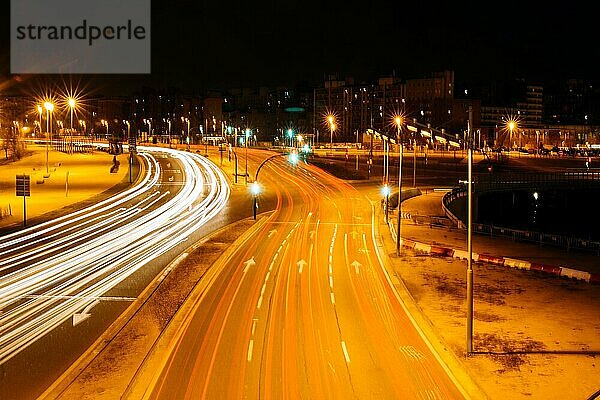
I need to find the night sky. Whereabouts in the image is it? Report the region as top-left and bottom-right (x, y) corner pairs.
(1, 1), (598, 94)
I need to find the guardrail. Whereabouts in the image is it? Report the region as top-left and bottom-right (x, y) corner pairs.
(442, 181), (600, 254)
(472, 223), (600, 254)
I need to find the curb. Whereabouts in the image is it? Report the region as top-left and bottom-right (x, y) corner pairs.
(387, 220), (600, 284)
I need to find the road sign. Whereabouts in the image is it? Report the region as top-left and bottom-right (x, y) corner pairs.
(16, 175), (30, 197)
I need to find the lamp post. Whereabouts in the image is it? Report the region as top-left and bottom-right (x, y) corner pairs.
(143, 119), (151, 143)
(508, 120), (516, 151)
(250, 181), (260, 220)
(245, 128), (250, 184)
(327, 115), (336, 149)
(382, 184), (391, 223)
(395, 116), (404, 255)
(67, 98), (76, 154)
(467, 106), (474, 355)
(181, 117), (190, 151)
(67, 98), (75, 130)
(44, 101), (54, 174)
(37, 105), (43, 136)
(164, 118), (172, 148)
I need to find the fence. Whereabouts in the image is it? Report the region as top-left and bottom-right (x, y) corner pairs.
(442, 178), (600, 254)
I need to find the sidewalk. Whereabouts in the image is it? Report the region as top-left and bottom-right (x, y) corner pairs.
(0, 145), (131, 230)
(397, 191), (600, 280)
(375, 196), (600, 400)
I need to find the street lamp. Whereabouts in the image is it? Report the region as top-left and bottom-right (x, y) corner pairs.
(382, 184), (391, 223)
(66, 97), (76, 154)
(244, 128), (251, 183)
(164, 118), (172, 148)
(36, 105), (43, 136)
(44, 101), (54, 174)
(143, 119), (152, 143)
(327, 115), (336, 149)
(394, 115), (404, 255)
(67, 97), (76, 130)
(287, 128), (294, 147)
(507, 120), (516, 150)
(250, 181), (260, 220)
(182, 117), (190, 150)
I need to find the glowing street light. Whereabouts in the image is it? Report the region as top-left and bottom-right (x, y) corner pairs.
(250, 181), (261, 220)
(382, 184), (391, 223)
(507, 119), (517, 150)
(44, 101), (55, 174)
(394, 115), (404, 255)
(36, 105), (43, 135)
(326, 114), (336, 149)
(67, 97), (76, 130)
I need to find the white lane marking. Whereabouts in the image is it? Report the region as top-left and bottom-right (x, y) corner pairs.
(247, 340), (254, 362)
(341, 341), (350, 363)
(329, 276), (334, 289)
(257, 295), (263, 309)
(252, 319), (258, 335)
(330, 293), (335, 304)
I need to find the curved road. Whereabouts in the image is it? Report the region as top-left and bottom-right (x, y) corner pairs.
(0, 146), (229, 399)
(128, 150), (466, 399)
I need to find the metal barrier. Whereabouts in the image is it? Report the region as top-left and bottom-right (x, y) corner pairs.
(471, 222), (600, 254)
(442, 172), (600, 254)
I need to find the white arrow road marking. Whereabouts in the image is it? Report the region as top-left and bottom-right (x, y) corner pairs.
(243, 257), (256, 273)
(351, 260), (362, 274)
(297, 259), (307, 274)
(268, 230), (277, 238)
(73, 300), (100, 326)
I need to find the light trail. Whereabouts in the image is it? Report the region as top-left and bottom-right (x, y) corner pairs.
(0, 146), (230, 365)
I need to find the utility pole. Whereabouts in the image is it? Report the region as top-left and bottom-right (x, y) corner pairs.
(467, 105), (474, 355)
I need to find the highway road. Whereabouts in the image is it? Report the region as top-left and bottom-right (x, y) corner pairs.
(127, 150), (466, 399)
(0, 146), (230, 399)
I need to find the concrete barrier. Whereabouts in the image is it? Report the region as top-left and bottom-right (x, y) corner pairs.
(503, 258), (532, 270)
(559, 268), (591, 282)
(530, 263), (562, 275)
(477, 254), (505, 266)
(430, 245), (453, 257)
(402, 239), (416, 249)
(414, 242), (432, 253)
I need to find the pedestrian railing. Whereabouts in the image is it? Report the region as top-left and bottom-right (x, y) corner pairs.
(472, 223), (600, 254)
(442, 173), (600, 254)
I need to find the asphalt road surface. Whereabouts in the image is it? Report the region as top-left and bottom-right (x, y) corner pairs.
(0, 146), (230, 399)
(127, 150), (466, 399)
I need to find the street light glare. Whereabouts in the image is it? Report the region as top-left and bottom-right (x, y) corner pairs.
(68, 97), (76, 108)
(395, 116), (403, 127)
(250, 182), (261, 196)
(381, 184), (391, 197)
(44, 101), (54, 112)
